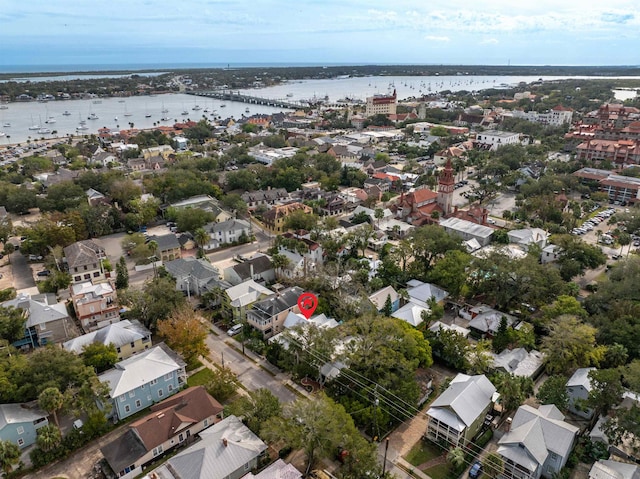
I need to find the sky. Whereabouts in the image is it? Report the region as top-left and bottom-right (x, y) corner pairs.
(1, 0), (639, 69)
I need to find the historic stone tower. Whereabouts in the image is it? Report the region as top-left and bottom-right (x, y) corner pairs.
(437, 158), (455, 216)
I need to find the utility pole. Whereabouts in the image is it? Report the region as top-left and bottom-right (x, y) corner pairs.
(382, 437), (390, 477)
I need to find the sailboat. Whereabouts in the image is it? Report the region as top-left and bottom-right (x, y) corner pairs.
(161, 102), (168, 113)
(62, 110), (71, 116)
(124, 103), (132, 117)
(28, 115), (40, 131)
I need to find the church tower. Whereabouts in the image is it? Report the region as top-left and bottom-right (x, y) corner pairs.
(437, 158), (455, 216)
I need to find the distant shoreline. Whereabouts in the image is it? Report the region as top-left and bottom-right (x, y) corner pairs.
(3, 64), (640, 80)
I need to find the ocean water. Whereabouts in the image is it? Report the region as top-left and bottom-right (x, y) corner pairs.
(2, 74), (639, 145)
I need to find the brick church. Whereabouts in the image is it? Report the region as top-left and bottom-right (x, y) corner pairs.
(393, 159), (489, 226)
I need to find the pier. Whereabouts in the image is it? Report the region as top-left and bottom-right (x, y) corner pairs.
(186, 90), (306, 109)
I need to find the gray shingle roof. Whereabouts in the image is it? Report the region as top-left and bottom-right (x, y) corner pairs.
(164, 257), (220, 282)
(148, 234), (181, 251)
(62, 320), (150, 354)
(63, 240), (105, 269)
(0, 403), (47, 430)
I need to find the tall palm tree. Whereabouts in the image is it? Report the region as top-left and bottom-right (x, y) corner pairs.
(38, 387), (64, 429)
(194, 228), (209, 257)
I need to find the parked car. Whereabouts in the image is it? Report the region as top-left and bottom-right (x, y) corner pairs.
(28, 254), (43, 261)
(469, 462), (483, 479)
(227, 323), (243, 336)
(36, 270), (50, 277)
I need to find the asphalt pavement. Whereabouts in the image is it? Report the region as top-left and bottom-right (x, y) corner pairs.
(11, 252), (36, 290)
(204, 324), (298, 403)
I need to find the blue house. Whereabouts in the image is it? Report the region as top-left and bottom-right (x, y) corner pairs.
(0, 403), (48, 448)
(99, 343), (186, 421)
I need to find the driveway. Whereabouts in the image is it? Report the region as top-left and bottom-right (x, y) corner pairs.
(204, 325), (298, 403)
(21, 424), (128, 479)
(11, 252), (36, 290)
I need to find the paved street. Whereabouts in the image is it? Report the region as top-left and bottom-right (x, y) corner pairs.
(11, 251), (36, 290)
(204, 324), (298, 403)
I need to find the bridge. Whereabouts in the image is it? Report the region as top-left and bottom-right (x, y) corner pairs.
(186, 90), (306, 109)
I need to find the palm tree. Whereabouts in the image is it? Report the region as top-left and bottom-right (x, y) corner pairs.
(194, 228), (209, 257)
(36, 424), (61, 452)
(0, 440), (20, 476)
(271, 253), (291, 278)
(446, 446), (465, 469)
(38, 386), (64, 429)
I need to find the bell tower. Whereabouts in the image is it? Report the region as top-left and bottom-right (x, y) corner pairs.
(437, 158), (455, 216)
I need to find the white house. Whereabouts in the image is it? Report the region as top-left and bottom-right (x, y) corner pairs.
(498, 404), (578, 479)
(148, 415), (267, 479)
(475, 131), (521, 150)
(204, 219), (251, 249)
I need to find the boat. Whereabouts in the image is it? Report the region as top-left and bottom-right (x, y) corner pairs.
(0, 105), (7, 110)
(161, 103), (168, 113)
(220, 104), (226, 108)
(76, 125), (88, 131)
(114, 116), (118, 121)
(37, 127), (51, 134)
(161, 116), (170, 121)
(28, 124), (40, 131)
(181, 110), (188, 115)
(0, 132), (5, 137)
(88, 113), (99, 120)
(62, 110), (71, 116)
(118, 100), (126, 103)
(45, 116), (56, 124)
(245, 107), (250, 113)
(2, 123), (10, 128)
(286, 93), (293, 97)
(93, 100), (102, 104)
(192, 105), (202, 111)
(145, 113), (152, 118)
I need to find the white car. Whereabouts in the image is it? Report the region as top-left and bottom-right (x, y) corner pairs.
(227, 324), (243, 336)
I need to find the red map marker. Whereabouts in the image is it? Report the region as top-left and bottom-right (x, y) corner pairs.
(297, 292), (318, 320)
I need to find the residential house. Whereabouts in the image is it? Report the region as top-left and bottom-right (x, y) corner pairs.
(223, 254), (275, 286)
(497, 404), (578, 479)
(63, 320), (152, 361)
(440, 217), (494, 247)
(262, 202), (313, 234)
(3, 293), (75, 348)
(426, 373), (497, 446)
(70, 280), (120, 332)
(241, 459), (302, 479)
(540, 245), (561, 264)
(508, 228), (549, 250)
(246, 286), (303, 338)
(86, 188), (108, 206)
(429, 321), (471, 338)
(164, 257), (221, 296)
(368, 286), (400, 313)
(128, 157), (146, 171)
(141, 145), (174, 161)
(98, 343), (187, 421)
(0, 403), (48, 449)
(406, 279), (449, 307)
(319, 194), (347, 216)
(589, 459), (640, 479)
(64, 239), (107, 284)
(222, 280), (274, 324)
(277, 232), (324, 279)
(203, 219), (251, 249)
(475, 131), (521, 150)
(392, 303), (431, 327)
(566, 367), (596, 419)
(147, 234), (181, 262)
(241, 188), (289, 210)
(89, 147), (117, 167)
(490, 348), (545, 379)
(148, 415), (267, 479)
(101, 386), (224, 479)
(466, 306), (516, 338)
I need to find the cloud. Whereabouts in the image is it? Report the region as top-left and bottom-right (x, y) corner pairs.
(480, 38), (499, 45)
(424, 35), (450, 42)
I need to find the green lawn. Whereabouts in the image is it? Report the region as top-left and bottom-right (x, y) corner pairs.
(405, 440), (444, 467)
(187, 368), (215, 387)
(425, 462), (452, 479)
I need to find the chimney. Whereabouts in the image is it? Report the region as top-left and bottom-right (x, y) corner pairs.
(250, 263), (254, 279)
(222, 438), (228, 447)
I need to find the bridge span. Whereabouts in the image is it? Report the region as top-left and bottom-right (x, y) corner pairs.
(186, 90), (306, 109)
